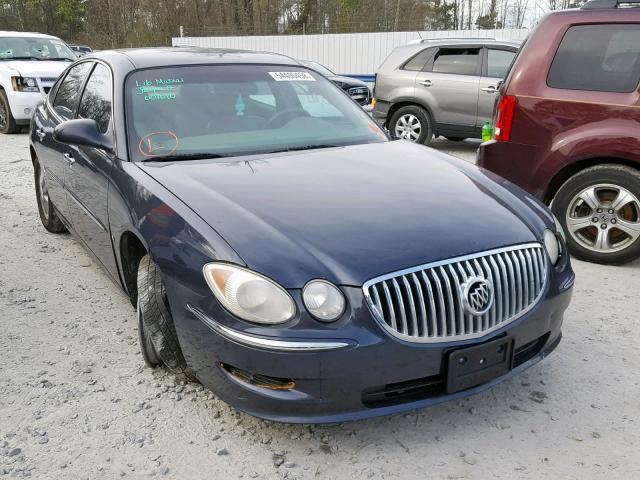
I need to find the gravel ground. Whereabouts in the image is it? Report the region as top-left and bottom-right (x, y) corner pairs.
(1, 132), (639, 480)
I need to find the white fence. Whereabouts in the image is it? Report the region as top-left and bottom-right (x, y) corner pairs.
(172, 29), (528, 77)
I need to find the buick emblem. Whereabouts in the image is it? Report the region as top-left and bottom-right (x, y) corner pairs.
(461, 277), (494, 316)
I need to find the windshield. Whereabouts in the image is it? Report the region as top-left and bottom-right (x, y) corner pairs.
(0, 36), (76, 61)
(126, 65), (387, 161)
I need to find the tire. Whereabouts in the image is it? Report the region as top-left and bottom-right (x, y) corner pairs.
(552, 164), (640, 265)
(34, 157), (67, 233)
(138, 295), (161, 368)
(389, 105), (433, 146)
(0, 90), (20, 134)
(137, 254), (197, 381)
(445, 136), (466, 142)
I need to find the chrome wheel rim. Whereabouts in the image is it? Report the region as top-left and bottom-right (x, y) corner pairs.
(394, 114), (421, 142)
(566, 183), (640, 254)
(37, 165), (50, 221)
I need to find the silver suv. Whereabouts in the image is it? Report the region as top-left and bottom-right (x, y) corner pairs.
(373, 39), (519, 145)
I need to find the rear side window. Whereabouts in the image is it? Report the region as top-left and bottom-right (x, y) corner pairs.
(402, 49), (432, 71)
(432, 48), (480, 76)
(53, 62), (92, 119)
(547, 24), (640, 93)
(487, 49), (516, 78)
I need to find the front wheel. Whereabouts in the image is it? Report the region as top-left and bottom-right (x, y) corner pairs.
(0, 90), (20, 134)
(389, 106), (433, 146)
(137, 254), (197, 381)
(552, 165), (640, 265)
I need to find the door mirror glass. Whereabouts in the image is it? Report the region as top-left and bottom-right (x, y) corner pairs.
(53, 119), (114, 152)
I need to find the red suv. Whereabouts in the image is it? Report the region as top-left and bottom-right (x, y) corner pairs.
(478, 0), (640, 265)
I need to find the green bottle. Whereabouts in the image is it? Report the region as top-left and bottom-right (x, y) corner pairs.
(481, 121), (493, 143)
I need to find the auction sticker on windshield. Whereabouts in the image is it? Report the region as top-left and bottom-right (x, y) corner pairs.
(269, 72), (316, 81)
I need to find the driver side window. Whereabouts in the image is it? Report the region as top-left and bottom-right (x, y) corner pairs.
(78, 64), (113, 134)
(52, 62), (92, 120)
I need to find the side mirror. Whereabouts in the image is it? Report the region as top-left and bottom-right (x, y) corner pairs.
(53, 119), (114, 153)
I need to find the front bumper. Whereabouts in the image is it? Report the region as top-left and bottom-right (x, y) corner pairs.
(172, 266), (574, 424)
(6, 90), (46, 122)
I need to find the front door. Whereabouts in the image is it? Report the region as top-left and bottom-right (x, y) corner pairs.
(34, 61), (93, 221)
(64, 62), (120, 280)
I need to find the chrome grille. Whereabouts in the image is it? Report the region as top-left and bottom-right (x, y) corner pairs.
(363, 244), (548, 343)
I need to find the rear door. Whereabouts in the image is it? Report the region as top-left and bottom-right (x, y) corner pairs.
(64, 61), (119, 279)
(415, 46), (481, 127)
(477, 47), (517, 126)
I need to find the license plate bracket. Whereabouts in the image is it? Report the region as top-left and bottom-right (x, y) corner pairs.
(446, 336), (514, 394)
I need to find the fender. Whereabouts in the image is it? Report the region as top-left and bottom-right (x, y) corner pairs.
(107, 158), (245, 299)
(541, 118), (640, 199)
(385, 96), (436, 126)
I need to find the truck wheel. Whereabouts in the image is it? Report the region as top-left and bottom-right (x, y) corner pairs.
(34, 157), (67, 233)
(137, 254), (197, 381)
(389, 105), (433, 146)
(552, 165), (640, 265)
(0, 90), (20, 134)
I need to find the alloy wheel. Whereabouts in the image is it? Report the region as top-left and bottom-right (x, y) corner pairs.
(37, 164), (50, 221)
(394, 114), (421, 142)
(566, 183), (640, 254)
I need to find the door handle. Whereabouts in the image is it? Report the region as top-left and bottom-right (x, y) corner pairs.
(35, 128), (46, 141)
(481, 86), (498, 93)
(63, 153), (75, 166)
(419, 80), (433, 87)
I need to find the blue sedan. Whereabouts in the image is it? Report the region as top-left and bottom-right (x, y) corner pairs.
(29, 47), (574, 423)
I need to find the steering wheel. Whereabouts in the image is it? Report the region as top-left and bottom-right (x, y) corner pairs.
(267, 108), (310, 128)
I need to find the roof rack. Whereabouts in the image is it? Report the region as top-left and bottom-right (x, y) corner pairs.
(582, 0), (640, 9)
(419, 37), (499, 43)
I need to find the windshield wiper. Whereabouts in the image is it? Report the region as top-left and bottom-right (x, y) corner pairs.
(140, 153), (225, 162)
(266, 144), (340, 154)
(0, 56), (42, 61)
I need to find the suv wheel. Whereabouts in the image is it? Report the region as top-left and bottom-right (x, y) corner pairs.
(0, 90), (20, 134)
(389, 106), (433, 146)
(552, 165), (640, 265)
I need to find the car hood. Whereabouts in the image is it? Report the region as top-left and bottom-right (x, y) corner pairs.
(139, 141), (551, 288)
(0, 60), (68, 78)
(328, 75), (369, 89)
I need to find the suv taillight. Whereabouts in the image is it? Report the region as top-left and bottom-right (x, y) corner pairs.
(494, 95), (516, 142)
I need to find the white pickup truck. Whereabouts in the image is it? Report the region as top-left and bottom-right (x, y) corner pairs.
(0, 31), (76, 134)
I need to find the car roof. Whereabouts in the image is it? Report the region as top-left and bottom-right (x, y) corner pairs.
(376, 38), (521, 72)
(0, 31), (62, 40)
(90, 47), (301, 70)
(414, 38), (521, 47)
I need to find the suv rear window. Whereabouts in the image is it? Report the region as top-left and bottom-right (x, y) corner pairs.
(432, 48), (480, 76)
(547, 24), (640, 93)
(402, 48), (432, 71)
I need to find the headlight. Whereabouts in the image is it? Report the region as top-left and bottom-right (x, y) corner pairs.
(203, 263), (295, 325)
(302, 280), (346, 322)
(553, 214), (566, 242)
(543, 229), (561, 265)
(12, 76), (39, 92)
